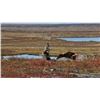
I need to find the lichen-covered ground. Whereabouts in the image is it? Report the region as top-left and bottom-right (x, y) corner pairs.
(1, 57), (100, 78)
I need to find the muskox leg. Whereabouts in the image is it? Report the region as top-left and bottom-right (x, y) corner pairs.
(46, 57), (51, 60)
(56, 54), (64, 60)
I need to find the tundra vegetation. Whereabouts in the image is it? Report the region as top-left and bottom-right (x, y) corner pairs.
(1, 24), (100, 78)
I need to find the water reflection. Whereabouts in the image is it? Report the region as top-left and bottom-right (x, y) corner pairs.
(2, 54), (56, 60)
(59, 37), (100, 42)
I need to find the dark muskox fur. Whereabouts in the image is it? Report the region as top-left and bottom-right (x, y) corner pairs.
(56, 52), (77, 60)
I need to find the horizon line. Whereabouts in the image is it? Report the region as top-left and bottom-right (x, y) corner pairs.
(1, 22), (100, 24)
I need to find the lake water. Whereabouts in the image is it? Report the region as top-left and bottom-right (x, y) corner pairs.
(59, 37), (100, 42)
(2, 54), (57, 60)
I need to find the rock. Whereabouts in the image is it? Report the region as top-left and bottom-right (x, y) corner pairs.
(69, 73), (78, 78)
(57, 57), (73, 61)
(50, 68), (54, 72)
(76, 54), (87, 61)
(50, 68), (56, 72)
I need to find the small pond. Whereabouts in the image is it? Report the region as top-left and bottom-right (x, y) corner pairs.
(2, 54), (57, 60)
(59, 37), (100, 42)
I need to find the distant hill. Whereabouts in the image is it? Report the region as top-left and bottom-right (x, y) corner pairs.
(1, 23), (100, 32)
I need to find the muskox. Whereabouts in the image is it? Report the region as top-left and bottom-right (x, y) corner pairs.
(56, 52), (77, 60)
(43, 50), (51, 60)
(43, 43), (51, 60)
